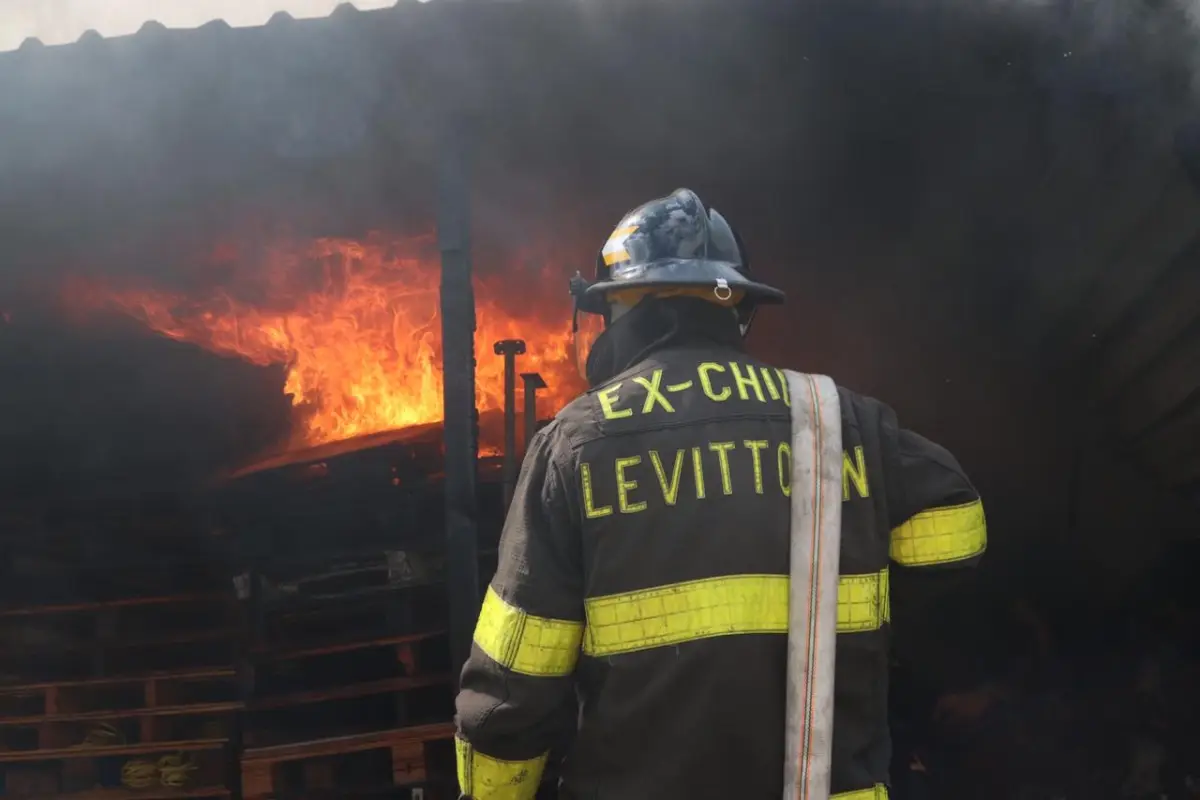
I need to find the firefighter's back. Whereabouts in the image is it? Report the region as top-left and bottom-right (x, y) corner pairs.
(454, 188), (984, 800)
(556, 342), (796, 799)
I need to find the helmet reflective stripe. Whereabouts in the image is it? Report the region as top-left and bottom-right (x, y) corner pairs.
(601, 225), (638, 267)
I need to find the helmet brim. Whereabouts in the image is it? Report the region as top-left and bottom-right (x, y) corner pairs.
(578, 258), (784, 314)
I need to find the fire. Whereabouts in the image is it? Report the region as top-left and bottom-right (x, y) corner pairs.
(71, 233), (584, 449)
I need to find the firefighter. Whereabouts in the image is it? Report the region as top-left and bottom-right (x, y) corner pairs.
(454, 188), (987, 799)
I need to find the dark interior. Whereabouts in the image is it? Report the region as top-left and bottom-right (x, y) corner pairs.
(0, 1), (1197, 797)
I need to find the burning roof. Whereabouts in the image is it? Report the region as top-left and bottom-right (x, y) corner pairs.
(67, 231), (580, 449)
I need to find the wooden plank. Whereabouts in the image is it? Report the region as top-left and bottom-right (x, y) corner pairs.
(242, 723), (455, 764)
(253, 630), (445, 661)
(9, 630), (235, 657)
(26, 786), (229, 800)
(250, 675), (451, 711)
(240, 760), (273, 799)
(391, 739), (427, 785)
(0, 592), (228, 618)
(102, 629), (234, 650)
(0, 668), (236, 694)
(0, 700), (243, 726)
(0, 737), (228, 763)
(37, 686), (59, 751)
(141, 679), (159, 743)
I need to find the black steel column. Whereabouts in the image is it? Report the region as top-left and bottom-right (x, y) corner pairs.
(521, 372), (547, 454)
(494, 339), (526, 511)
(439, 121), (480, 678)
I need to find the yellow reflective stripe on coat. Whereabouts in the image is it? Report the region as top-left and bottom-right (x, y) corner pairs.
(472, 587), (584, 676)
(838, 568), (889, 631)
(833, 785), (889, 799)
(583, 570), (889, 657)
(890, 499), (987, 566)
(455, 736), (546, 800)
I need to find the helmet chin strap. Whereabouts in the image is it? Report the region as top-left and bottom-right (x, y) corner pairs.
(738, 306), (757, 339)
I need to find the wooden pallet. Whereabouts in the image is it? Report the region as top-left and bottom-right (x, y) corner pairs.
(18, 788), (229, 799)
(0, 593), (241, 798)
(0, 736), (230, 797)
(244, 628), (453, 750)
(0, 593), (241, 681)
(239, 549), (448, 648)
(240, 723), (455, 800)
(0, 667), (241, 750)
(0, 593), (228, 619)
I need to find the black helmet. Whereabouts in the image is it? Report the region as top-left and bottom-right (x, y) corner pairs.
(570, 189), (784, 380)
(571, 188), (783, 326)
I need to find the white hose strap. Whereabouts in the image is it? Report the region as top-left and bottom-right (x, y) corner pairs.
(782, 371), (843, 800)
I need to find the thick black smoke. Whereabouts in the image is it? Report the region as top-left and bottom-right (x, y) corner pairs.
(0, 0), (1194, 524)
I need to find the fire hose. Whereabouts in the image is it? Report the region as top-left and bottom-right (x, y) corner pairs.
(783, 371), (843, 800)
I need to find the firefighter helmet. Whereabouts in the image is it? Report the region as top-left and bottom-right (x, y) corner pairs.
(570, 188), (784, 379)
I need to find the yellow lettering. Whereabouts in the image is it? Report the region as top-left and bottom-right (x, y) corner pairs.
(615, 456), (646, 514)
(760, 367), (781, 401)
(667, 380), (693, 392)
(597, 383), (633, 420)
(633, 369), (675, 414)
(744, 440), (768, 494)
(729, 362), (766, 403)
(774, 368), (791, 407)
(581, 462), (612, 518)
(648, 450), (686, 506)
(778, 442), (792, 497)
(709, 442), (736, 495)
(842, 446), (870, 500)
(691, 446), (707, 499)
(650, 449), (685, 505)
(697, 362), (731, 402)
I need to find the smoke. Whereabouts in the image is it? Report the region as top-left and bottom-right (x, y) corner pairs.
(0, 0), (1197, 517)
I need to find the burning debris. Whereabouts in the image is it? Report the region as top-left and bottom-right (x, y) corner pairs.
(67, 232), (583, 451)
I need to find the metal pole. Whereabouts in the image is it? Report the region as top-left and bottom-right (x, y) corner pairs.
(521, 372), (547, 455)
(439, 120), (480, 678)
(493, 340), (526, 511)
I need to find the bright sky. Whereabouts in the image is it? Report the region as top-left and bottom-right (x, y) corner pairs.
(0, 0), (415, 52)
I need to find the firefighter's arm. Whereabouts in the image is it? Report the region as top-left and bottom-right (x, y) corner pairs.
(455, 425), (583, 800)
(885, 426), (986, 570)
(884, 422), (987, 687)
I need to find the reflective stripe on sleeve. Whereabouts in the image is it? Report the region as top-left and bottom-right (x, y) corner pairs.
(833, 785), (889, 799)
(582, 570), (890, 657)
(890, 499), (987, 566)
(455, 736), (547, 800)
(472, 586), (584, 677)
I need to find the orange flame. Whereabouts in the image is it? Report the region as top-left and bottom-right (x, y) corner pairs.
(71, 233), (583, 449)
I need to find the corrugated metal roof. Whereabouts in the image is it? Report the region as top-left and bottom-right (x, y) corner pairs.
(1, 1), (410, 53)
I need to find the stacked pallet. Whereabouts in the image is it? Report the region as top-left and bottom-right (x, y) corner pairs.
(237, 551), (457, 800)
(0, 594), (241, 799)
(212, 428), (514, 798)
